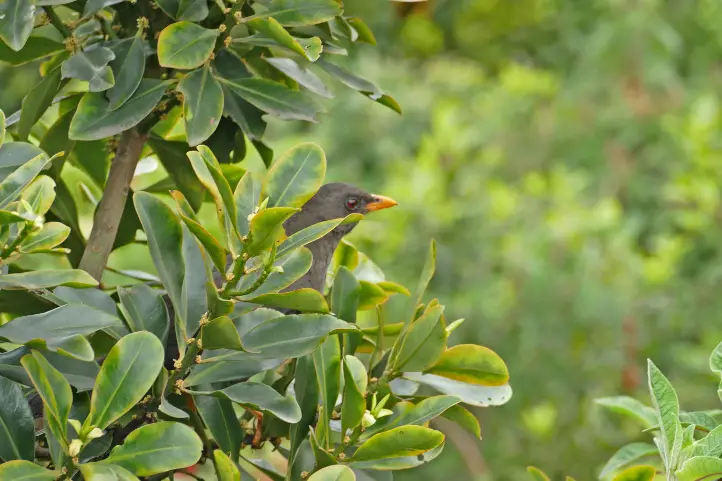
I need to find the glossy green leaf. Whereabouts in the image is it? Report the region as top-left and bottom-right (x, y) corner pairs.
(147, 137), (204, 210)
(117, 284), (170, 344)
(83, 332), (164, 432)
(595, 396), (657, 428)
(192, 381), (302, 423)
(612, 465), (656, 481)
(308, 465), (355, 481)
(387, 395), (461, 431)
(21, 175), (55, 216)
(314, 335), (341, 447)
(157, 22), (219, 69)
(108, 34), (146, 110)
(350, 425), (444, 462)
(184, 356), (282, 386)
(403, 373), (513, 407)
(213, 449), (241, 481)
(265, 142), (326, 208)
(0, 269), (97, 289)
(17, 66), (64, 141)
(242, 313), (353, 358)
(244, 288), (330, 313)
(599, 443), (658, 480)
(347, 17), (376, 45)
(427, 344), (509, 386)
(234, 171), (262, 237)
(330, 265), (361, 324)
(193, 145), (238, 240)
(648, 360), (681, 469)
(0, 150), (54, 209)
(180, 213), (228, 272)
(393, 305), (446, 372)
(133, 191), (185, 311)
(0, 375), (35, 461)
(527, 467), (551, 481)
(342, 355), (366, 435)
(61, 47), (116, 92)
(348, 443), (444, 471)
(201, 316), (247, 351)
(249, 17), (322, 61)
(0, 460), (59, 480)
(289, 354), (318, 465)
(249, 0), (343, 26)
(196, 396), (242, 462)
(178, 224), (209, 342)
(0, 0), (34, 51)
(78, 463), (140, 481)
(19, 222), (70, 252)
(247, 206), (299, 255)
(0, 36), (64, 66)
(217, 76), (322, 121)
(69, 79), (173, 141)
(441, 404), (481, 439)
(357, 281), (388, 310)
(237, 247), (311, 297)
(265, 57), (332, 98)
(21, 351), (72, 450)
(101, 422), (203, 476)
(0, 142), (46, 182)
(157, 0), (209, 21)
(178, 65), (224, 146)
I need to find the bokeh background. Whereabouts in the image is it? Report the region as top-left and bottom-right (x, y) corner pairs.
(5, 0), (722, 479)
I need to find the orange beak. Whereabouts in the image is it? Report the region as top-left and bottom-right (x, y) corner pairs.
(366, 194), (398, 212)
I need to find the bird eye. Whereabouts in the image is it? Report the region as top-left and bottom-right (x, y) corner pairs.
(346, 197), (359, 210)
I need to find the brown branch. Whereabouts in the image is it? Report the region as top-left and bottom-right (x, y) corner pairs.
(78, 128), (147, 282)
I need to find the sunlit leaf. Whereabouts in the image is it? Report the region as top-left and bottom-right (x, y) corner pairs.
(157, 22), (219, 69)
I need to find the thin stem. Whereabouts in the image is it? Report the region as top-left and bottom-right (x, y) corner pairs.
(165, 339), (200, 396)
(0, 222), (30, 261)
(228, 242), (277, 298)
(43, 7), (71, 38)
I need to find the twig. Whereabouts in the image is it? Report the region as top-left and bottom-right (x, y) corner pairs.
(43, 7), (71, 38)
(228, 242), (276, 298)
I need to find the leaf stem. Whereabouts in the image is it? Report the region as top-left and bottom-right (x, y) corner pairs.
(43, 7), (71, 38)
(0, 222), (33, 262)
(228, 241), (277, 297)
(165, 339), (200, 397)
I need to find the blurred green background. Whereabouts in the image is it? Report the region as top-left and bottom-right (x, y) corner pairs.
(6, 0), (722, 479)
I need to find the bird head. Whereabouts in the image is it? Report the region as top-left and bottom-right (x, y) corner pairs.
(284, 182), (398, 237)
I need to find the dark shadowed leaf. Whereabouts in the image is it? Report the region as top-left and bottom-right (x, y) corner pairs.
(0, 375), (35, 461)
(289, 354), (318, 465)
(18, 66), (64, 141)
(107, 33), (146, 110)
(195, 396), (242, 462)
(178, 65), (224, 146)
(117, 284), (170, 344)
(264, 142), (326, 208)
(146, 137), (205, 210)
(83, 332), (164, 432)
(101, 422), (203, 476)
(313, 335), (340, 447)
(157, 22), (219, 69)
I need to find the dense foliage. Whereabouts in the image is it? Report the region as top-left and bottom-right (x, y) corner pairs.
(0, 1), (510, 480)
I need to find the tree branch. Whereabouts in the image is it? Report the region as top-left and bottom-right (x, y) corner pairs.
(78, 128), (147, 282)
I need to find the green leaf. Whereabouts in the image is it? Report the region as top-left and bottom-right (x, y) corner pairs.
(249, 0), (343, 26)
(133, 191), (184, 312)
(313, 335), (341, 448)
(117, 284), (170, 344)
(315, 59), (401, 113)
(178, 65), (224, 146)
(393, 305), (446, 372)
(0, 151), (54, 209)
(156, 0), (209, 21)
(308, 465), (355, 481)
(237, 247), (312, 297)
(647, 360), (681, 470)
(330, 265), (361, 323)
(61, 47), (116, 92)
(387, 395), (461, 431)
(79, 463), (140, 480)
(21, 351), (72, 450)
(157, 22), (219, 69)
(289, 354), (318, 465)
(0, 460), (59, 480)
(265, 142), (326, 208)
(595, 396), (657, 428)
(234, 171), (262, 237)
(710, 341), (722, 377)
(427, 344), (509, 386)
(599, 443), (658, 480)
(612, 465), (656, 481)
(191, 145), (238, 243)
(527, 467), (551, 481)
(108, 34), (146, 110)
(247, 206), (299, 255)
(351, 425), (444, 462)
(0, 0), (34, 51)
(265, 57), (332, 98)
(410, 239), (436, 321)
(179, 212), (228, 272)
(245, 288), (330, 313)
(0, 375), (35, 461)
(347, 17), (376, 45)
(195, 396), (242, 462)
(83, 332), (164, 432)
(217, 76), (322, 122)
(101, 422), (203, 476)
(21, 175), (56, 216)
(201, 316), (247, 351)
(147, 137), (204, 210)
(0, 36), (65, 66)
(19, 222), (70, 252)
(69, 79), (173, 141)
(178, 224), (209, 342)
(192, 381), (302, 423)
(249, 18), (322, 61)
(18, 66), (64, 141)
(0, 269), (98, 289)
(0, 108), (4, 145)
(686, 423), (722, 457)
(185, 356), (282, 386)
(441, 404), (481, 440)
(0, 142), (47, 182)
(403, 373), (512, 407)
(242, 313), (353, 358)
(83, 0), (128, 16)
(348, 443), (444, 471)
(342, 355), (366, 435)
(357, 281), (388, 310)
(213, 449), (241, 481)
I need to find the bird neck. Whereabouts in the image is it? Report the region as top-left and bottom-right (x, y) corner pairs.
(286, 230), (345, 293)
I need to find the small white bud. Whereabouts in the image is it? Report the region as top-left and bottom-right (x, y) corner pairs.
(68, 439), (82, 457)
(87, 428), (104, 440)
(361, 411), (376, 428)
